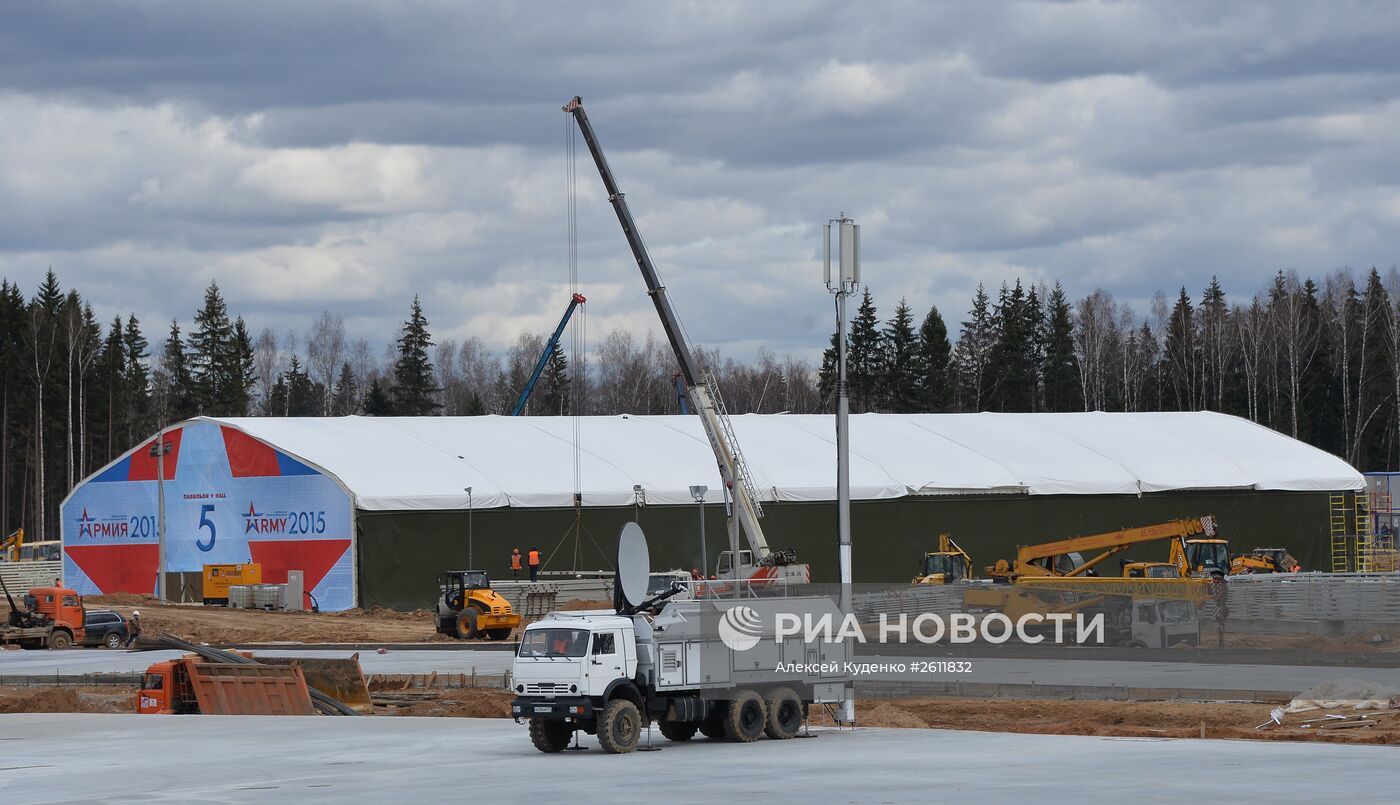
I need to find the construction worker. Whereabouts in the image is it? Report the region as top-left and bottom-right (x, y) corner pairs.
(126, 610), (142, 648)
(528, 546), (541, 582)
(510, 548), (523, 580)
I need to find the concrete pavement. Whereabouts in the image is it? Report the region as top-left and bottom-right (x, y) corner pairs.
(1, 714), (1396, 804)
(6, 647), (1399, 699)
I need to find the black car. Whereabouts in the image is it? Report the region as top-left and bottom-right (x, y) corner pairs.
(81, 610), (130, 649)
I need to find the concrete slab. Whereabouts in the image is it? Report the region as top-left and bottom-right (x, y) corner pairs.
(7, 648), (1399, 698)
(0, 714), (1395, 804)
(0, 648), (513, 678)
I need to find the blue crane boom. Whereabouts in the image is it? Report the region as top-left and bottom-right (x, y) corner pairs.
(511, 292), (586, 416)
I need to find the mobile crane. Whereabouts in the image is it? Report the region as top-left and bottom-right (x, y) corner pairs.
(967, 517), (1217, 644)
(564, 96), (808, 586)
(0, 528), (22, 562)
(986, 516), (1219, 580)
(511, 293), (586, 416)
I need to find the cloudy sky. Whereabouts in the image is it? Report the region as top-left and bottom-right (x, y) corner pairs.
(2, 1), (1398, 363)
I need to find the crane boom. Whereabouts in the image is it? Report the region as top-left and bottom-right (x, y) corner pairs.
(563, 96), (771, 559)
(511, 293), (586, 416)
(993, 516), (1217, 579)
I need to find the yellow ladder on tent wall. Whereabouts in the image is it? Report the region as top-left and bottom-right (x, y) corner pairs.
(1330, 493), (1351, 573)
(1355, 492), (1373, 572)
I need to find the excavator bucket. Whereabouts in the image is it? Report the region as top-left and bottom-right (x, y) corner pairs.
(260, 655), (372, 713)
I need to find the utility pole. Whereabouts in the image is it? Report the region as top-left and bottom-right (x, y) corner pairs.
(824, 214), (859, 724)
(150, 430), (170, 601)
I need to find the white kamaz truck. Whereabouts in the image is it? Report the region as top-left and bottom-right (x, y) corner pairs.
(510, 524), (852, 754)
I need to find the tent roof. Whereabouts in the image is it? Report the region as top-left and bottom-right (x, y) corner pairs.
(192, 412), (1363, 511)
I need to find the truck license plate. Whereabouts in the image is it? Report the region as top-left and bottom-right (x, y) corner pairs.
(534, 706), (553, 713)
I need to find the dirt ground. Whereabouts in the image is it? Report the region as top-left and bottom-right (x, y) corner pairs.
(807, 697), (1400, 745)
(72, 596), (456, 644)
(0, 686), (132, 714)
(3, 684), (1395, 744)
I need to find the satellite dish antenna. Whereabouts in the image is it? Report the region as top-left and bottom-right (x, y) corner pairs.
(616, 521), (651, 610)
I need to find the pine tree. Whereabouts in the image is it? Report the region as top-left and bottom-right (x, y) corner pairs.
(1041, 283), (1081, 412)
(988, 280), (1035, 411)
(161, 320), (197, 424)
(817, 329), (843, 411)
(227, 317), (255, 416)
(1164, 287), (1196, 410)
(391, 296), (442, 415)
(363, 378), (395, 416)
(283, 356), (321, 416)
(331, 362), (357, 416)
(916, 303), (953, 412)
(847, 288), (883, 413)
(882, 298), (921, 412)
(953, 284), (995, 411)
(97, 318), (126, 465)
(122, 315), (151, 440)
(465, 392), (486, 416)
(537, 343), (571, 416)
(190, 281), (233, 414)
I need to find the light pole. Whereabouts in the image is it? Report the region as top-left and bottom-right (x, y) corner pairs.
(465, 487), (473, 568)
(824, 214), (859, 724)
(149, 430), (171, 601)
(689, 485), (708, 578)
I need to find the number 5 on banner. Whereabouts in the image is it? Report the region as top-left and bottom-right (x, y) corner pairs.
(197, 504), (217, 552)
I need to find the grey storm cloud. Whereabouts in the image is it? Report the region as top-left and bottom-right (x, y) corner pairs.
(1, 0), (1399, 361)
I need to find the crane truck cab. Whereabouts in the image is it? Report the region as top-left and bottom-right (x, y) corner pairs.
(0, 583), (85, 649)
(1175, 539), (1230, 576)
(1119, 599), (1199, 648)
(1121, 561), (1181, 578)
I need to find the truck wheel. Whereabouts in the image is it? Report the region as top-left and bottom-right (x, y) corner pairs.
(763, 687), (803, 739)
(723, 689), (766, 742)
(104, 632), (123, 649)
(528, 718), (574, 753)
(698, 712), (726, 740)
(454, 610), (479, 640)
(659, 720), (698, 742)
(487, 629), (512, 641)
(1125, 640), (1148, 649)
(48, 631), (72, 650)
(597, 699), (642, 754)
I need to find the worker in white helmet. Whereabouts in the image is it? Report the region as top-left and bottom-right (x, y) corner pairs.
(126, 610), (142, 647)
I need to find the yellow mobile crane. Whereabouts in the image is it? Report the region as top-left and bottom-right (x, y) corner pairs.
(912, 534), (973, 585)
(967, 517), (1218, 633)
(985, 516), (1219, 580)
(1, 528), (23, 562)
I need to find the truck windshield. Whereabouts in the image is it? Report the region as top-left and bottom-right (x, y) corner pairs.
(140, 672), (164, 691)
(518, 628), (591, 658)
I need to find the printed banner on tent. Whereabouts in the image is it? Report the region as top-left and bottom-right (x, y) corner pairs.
(62, 421), (355, 610)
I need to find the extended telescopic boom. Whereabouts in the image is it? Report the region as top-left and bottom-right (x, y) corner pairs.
(563, 96), (771, 560)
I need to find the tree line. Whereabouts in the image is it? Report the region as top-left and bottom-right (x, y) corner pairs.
(3, 266), (1399, 539)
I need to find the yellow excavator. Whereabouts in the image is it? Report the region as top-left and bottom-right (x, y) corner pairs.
(912, 534), (973, 585)
(1228, 548), (1300, 574)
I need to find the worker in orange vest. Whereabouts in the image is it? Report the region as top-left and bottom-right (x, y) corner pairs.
(510, 548), (523, 580)
(528, 547), (542, 582)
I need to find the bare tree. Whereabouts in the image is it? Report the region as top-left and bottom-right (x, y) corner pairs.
(306, 311), (346, 414)
(1270, 271), (1320, 437)
(458, 337), (501, 413)
(1073, 290), (1118, 411)
(253, 328), (279, 412)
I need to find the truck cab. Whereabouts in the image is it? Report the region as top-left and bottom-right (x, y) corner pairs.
(1, 586), (85, 649)
(1122, 599), (1199, 648)
(137, 660), (182, 714)
(512, 612), (638, 707)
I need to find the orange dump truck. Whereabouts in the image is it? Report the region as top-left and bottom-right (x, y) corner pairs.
(137, 656), (317, 715)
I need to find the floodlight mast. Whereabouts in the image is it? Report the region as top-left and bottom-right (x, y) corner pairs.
(563, 95), (772, 564)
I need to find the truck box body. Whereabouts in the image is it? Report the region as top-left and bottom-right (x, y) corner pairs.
(138, 657), (316, 715)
